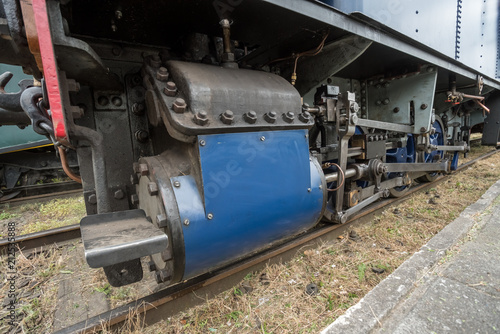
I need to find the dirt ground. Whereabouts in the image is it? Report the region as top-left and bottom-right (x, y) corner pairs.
(0, 143), (498, 333)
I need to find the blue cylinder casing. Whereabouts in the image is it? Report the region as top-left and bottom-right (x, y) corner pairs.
(170, 129), (325, 279)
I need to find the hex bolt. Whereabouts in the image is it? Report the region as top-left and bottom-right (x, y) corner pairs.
(161, 249), (172, 262)
(283, 111), (295, 123)
(220, 110), (234, 125)
(130, 173), (138, 185)
(132, 103), (145, 115)
(199, 139), (206, 146)
(88, 194), (97, 204)
(111, 96), (123, 107)
(264, 111), (277, 123)
(260, 136), (266, 142)
(139, 163), (149, 176)
(172, 98), (186, 114)
(173, 181), (181, 188)
(420, 103), (428, 110)
(135, 130), (149, 143)
(156, 214), (168, 227)
(244, 110), (258, 124)
(393, 107), (400, 113)
(131, 194), (139, 205)
(298, 111), (312, 123)
(97, 96), (109, 106)
(183, 219), (190, 226)
(148, 182), (159, 196)
(133, 162), (140, 173)
(150, 55), (161, 68)
(148, 261), (156, 272)
(159, 268), (172, 282)
(207, 213), (214, 220)
(156, 67), (169, 81)
(163, 81), (177, 96)
(155, 271), (162, 284)
(194, 110), (209, 125)
(114, 189), (124, 200)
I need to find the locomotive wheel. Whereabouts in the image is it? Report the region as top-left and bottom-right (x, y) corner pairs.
(389, 181), (410, 197)
(417, 116), (445, 183)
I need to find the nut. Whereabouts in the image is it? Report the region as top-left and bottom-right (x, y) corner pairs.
(244, 110), (257, 124)
(150, 55), (161, 68)
(163, 81), (177, 96)
(264, 111), (277, 123)
(194, 110), (209, 125)
(88, 194), (97, 204)
(220, 110), (234, 125)
(114, 189), (124, 199)
(139, 163), (149, 176)
(156, 214), (168, 227)
(132, 103), (145, 115)
(298, 111), (312, 123)
(148, 261), (156, 272)
(283, 111), (295, 123)
(173, 181), (181, 188)
(148, 182), (158, 196)
(172, 98), (186, 114)
(130, 173), (138, 185)
(156, 67), (169, 81)
(420, 103), (428, 110)
(135, 130), (149, 143)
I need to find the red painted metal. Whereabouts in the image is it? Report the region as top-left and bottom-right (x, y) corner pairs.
(32, 0), (68, 143)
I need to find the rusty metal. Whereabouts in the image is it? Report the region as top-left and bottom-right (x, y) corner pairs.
(58, 147), (82, 183)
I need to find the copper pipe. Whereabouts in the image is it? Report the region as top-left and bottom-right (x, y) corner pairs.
(475, 99), (490, 114)
(58, 146), (82, 183)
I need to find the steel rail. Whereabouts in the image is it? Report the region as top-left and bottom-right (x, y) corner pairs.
(54, 148), (500, 334)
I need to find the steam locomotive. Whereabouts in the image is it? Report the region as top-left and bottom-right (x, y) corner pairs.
(0, 0), (499, 287)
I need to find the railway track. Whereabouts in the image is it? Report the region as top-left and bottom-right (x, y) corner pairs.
(1, 147), (497, 333)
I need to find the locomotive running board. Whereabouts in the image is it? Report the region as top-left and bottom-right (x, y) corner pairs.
(80, 209), (168, 268)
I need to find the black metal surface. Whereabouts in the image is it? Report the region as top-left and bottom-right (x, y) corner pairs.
(104, 258), (143, 287)
(482, 92), (500, 146)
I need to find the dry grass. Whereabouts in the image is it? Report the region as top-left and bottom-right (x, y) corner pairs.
(0, 196), (85, 236)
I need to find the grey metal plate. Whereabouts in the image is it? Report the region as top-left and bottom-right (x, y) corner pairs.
(80, 209), (168, 268)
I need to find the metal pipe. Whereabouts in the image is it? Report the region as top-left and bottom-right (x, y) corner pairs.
(58, 146), (82, 184)
(220, 19), (232, 54)
(71, 125), (111, 213)
(325, 168), (357, 183)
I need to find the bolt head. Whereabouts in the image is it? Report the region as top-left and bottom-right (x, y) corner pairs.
(260, 136), (266, 141)
(157, 214), (168, 227)
(194, 111), (209, 125)
(283, 111), (295, 123)
(221, 110), (234, 125)
(244, 110), (258, 124)
(393, 107), (400, 113)
(139, 163), (149, 176)
(172, 98), (186, 113)
(148, 182), (159, 196)
(299, 111), (312, 123)
(183, 219), (190, 226)
(420, 127), (427, 132)
(132, 103), (145, 115)
(173, 181), (181, 188)
(88, 194), (97, 204)
(264, 111), (277, 123)
(148, 261), (156, 272)
(114, 189), (124, 199)
(163, 81), (177, 96)
(199, 139), (206, 146)
(420, 103), (428, 110)
(207, 213), (214, 220)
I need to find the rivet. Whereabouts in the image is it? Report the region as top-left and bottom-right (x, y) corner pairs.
(173, 181), (181, 188)
(307, 188), (312, 192)
(207, 213), (214, 220)
(199, 139), (206, 146)
(183, 219), (190, 226)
